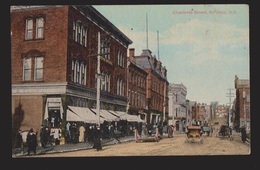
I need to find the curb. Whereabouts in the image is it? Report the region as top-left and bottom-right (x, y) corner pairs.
(13, 137), (135, 157)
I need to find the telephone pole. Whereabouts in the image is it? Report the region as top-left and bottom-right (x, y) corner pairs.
(226, 88), (235, 126)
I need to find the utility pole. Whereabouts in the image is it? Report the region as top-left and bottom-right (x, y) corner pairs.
(226, 88), (235, 127)
(146, 13), (148, 49)
(96, 31), (101, 126)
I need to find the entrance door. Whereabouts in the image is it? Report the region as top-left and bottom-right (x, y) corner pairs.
(48, 107), (61, 128)
(176, 121), (179, 131)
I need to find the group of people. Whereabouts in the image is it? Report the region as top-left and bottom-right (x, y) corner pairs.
(40, 125), (62, 148)
(15, 128), (38, 155)
(65, 122), (103, 151)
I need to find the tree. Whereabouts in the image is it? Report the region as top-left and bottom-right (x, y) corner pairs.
(12, 102), (25, 149)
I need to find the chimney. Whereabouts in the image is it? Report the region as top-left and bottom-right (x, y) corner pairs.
(129, 48), (135, 57)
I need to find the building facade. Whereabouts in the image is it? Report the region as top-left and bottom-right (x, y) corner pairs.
(234, 75), (250, 131)
(134, 49), (169, 126)
(127, 48), (148, 122)
(11, 5), (132, 141)
(168, 83), (189, 131)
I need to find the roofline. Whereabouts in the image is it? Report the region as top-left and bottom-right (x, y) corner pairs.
(74, 5), (133, 45)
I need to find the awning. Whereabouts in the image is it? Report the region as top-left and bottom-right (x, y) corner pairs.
(66, 106), (104, 124)
(109, 111), (144, 123)
(90, 109), (120, 122)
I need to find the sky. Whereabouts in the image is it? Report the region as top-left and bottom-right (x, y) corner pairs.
(93, 4), (250, 105)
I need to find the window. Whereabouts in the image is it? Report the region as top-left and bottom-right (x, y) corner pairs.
(80, 63), (86, 85)
(82, 26), (87, 47)
(73, 20), (87, 47)
(73, 21), (76, 41)
(76, 22), (81, 43)
(101, 73), (111, 92)
(71, 60), (74, 81)
(75, 61), (80, 83)
(117, 78), (123, 96)
(117, 51), (124, 67)
(23, 57), (32, 80)
(101, 37), (110, 59)
(25, 18), (33, 40)
(34, 56), (43, 80)
(71, 60), (87, 85)
(23, 51), (44, 81)
(36, 17), (44, 39)
(25, 17), (45, 40)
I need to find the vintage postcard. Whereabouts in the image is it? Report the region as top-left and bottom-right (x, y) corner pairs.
(11, 4), (251, 161)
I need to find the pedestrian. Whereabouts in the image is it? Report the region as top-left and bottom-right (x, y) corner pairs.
(88, 125), (94, 145)
(26, 128), (37, 155)
(134, 127), (140, 142)
(109, 125), (114, 138)
(155, 124), (161, 140)
(168, 125), (174, 138)
(14, 129), (23, 149)
(79, 125), (85, 143)
(66, 122), (71, 142)
(229, 126), (232, 136)
(40, 125), (47, 148)
(240, 125), (247, 143)
(93, 125), (102, 151)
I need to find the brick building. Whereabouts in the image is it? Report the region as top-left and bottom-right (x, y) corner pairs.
(127, 48), (148, 122)
(134, 49), (169, 126)
(234, 75), (250, 130)
(11, 5), (132, 141)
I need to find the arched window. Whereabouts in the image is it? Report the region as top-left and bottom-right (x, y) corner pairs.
(117, 78), (123, 96)
(36, 17), (44, 39)
(80, 62), (86, 85)
(71, 60), (74, 81)
(75, 60), (80, 83)
(25, 18), (33, 40)
(23, 57), (32, 81)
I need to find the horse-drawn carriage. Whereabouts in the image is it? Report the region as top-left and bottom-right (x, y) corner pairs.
(185, 126), (203, 143)
(216, 125), (234, 140)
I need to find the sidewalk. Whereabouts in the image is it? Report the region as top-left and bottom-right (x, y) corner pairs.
(12, 135), (135, 158)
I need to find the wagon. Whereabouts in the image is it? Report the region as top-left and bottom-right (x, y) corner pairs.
(216, 125), (234, 140)
(185, 125), (203, 143)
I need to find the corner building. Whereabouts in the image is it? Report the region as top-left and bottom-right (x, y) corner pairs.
(11, 5), (132, 141)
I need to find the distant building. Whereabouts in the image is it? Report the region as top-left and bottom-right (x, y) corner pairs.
(168, 83), (188, 131)
(215, 104), (229, 118)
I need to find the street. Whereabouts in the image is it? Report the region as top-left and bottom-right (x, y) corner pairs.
(32, 130), (250, 157)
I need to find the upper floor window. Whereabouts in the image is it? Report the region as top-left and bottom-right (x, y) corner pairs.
(73, 20), (87, 47)
(25, 18), (33, 40)
(117, 51), (124, 67)
(101, 72), (110, 92)
(25, 17), (44, 40)
(22, 50), (44, 81)
(71, 59), (87, 85)
(23, 57), (32, 80)
(117, 78), (124, 96)
(36, 17), (44, 39)
(100, 37), (110, 59)
(34, 56), (43, 80)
